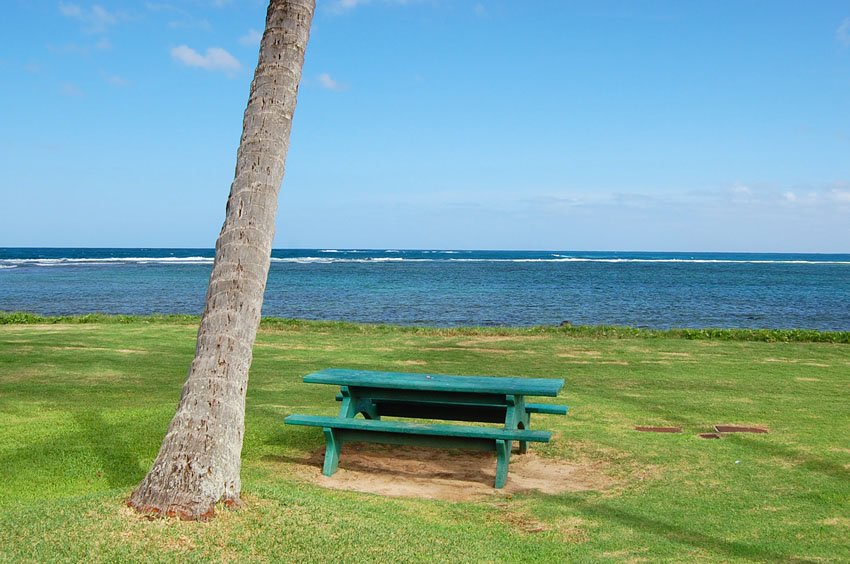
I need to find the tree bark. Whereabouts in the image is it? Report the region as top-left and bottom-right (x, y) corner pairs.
(128, 0), (315, 520)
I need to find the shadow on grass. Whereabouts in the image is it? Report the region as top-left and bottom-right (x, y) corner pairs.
(724, 434), (849, 483)
(72, 410), (146, 488)
(566, 497), (794, 562)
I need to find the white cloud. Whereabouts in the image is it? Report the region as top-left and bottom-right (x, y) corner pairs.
(830, 189), (850, 203)
(61, 82), (83, 97)
(318, 72), (344, 91)
(58, 2), (118, 33)
(838, 18), (850, 47)
(171, 45), (241, 73)
(104, 74), (128, 87)
(58, 2), (82, 18)
(327, 0), (423, 14)
(783, 191), (797, 203)
(240, 29), (263, 47)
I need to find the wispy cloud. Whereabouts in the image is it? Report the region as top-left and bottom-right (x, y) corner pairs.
(317, 72), (345, 91)
(145, 2), (210, 31)
(104, 73), (128, 87)
(171, 45), (241, 73)
(48, 37), (112, 56)
(58, 2), (119, 33)
(60, 82), (84, 97)
(239, 29), (262, 47)
(838, 18), (850, 47)
(327, 0), (425, 15)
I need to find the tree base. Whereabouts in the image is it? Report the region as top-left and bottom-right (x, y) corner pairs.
(126, 495), (242, 522)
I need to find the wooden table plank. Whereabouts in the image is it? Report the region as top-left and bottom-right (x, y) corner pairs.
(304, 368), (564, 397)
(285, 414), (552, 441)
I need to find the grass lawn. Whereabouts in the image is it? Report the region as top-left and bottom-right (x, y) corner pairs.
(1, 316), (848, 562)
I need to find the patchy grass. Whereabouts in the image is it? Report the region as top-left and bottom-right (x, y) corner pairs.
(1, 317), (849, 561)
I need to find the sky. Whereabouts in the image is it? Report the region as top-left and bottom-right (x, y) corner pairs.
(1, 0), (849, 252)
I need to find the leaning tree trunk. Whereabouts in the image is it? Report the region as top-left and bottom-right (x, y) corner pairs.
(128, 0), (315, 520)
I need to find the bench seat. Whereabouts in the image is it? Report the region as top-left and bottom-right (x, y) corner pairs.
(525, 403), (569, 415)
(285, 414), (551, 488)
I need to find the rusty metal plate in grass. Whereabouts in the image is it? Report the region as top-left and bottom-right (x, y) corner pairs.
(699, 433), (721, 439)
(634, 426), (682, 433)
(714, 425), (768, 434)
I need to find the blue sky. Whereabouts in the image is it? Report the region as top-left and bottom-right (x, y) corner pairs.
(2, 0), (849, 252)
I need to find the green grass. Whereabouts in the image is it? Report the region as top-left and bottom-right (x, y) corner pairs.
(1, 316), (848, 562)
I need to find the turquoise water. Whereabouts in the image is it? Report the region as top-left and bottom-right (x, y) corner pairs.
(1, 248), (849, 330)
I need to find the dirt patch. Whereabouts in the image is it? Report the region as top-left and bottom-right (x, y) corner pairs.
(555, 359), (629, 366)
(820, 517), (850, 527)
(456, 336), (544, 345)
(794, 377), (821, 382)
(254, 343), (308, 350)
(555, 350), (602, 358)
(394, 360), (428, 366)
(45, 345), (147, 354)
(421, 346), (532, 356)
(762, 358), (830, 367)
(488, 506), (588, 541)
(715, 425), (768, 434)
(634, 426), (681, 433)
(290, 444), (613, 501)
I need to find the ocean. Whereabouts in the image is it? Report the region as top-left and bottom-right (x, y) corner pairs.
(1, 248), (849, 330)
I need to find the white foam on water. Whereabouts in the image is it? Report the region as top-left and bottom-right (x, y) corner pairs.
(3, 255), (849, 267)
(549, 256), (850, 265)
(1, 257), (214, 267)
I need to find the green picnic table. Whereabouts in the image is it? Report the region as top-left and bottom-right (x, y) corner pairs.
(285, 368), (568, 488)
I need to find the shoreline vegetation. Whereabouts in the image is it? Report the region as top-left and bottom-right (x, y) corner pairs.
(2, 312), (849, 560)
(2, 311), (849, 344)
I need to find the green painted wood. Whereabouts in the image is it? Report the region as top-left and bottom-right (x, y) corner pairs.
(284, 415), (551, 442)
(504, 395), (530, 455)
(525, 403), (569, 415)
(337, 386), (357, 418)
(334, 429), (497, 452)
(495, 439), (510, 488)
(305, 368), (564, 397)
(322, 428), (341, 476)
(348, 386), (507, 407)
(372, 401), (506, 423)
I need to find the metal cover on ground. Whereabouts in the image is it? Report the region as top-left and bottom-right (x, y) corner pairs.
(714, 425), (768, 434)
(699, 433), (721, 439)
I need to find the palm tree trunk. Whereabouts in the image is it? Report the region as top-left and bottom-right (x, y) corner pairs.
(128, 0), (315, 520)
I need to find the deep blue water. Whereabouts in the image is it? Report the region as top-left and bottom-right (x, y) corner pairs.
(1, 248), (849, 330)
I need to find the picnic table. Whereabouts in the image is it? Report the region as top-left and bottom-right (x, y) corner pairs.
(285, 368), (568, 488)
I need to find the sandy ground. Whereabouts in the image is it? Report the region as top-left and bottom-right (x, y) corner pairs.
(288, 443), (613, 501)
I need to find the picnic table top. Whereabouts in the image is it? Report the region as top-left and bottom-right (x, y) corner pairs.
(303, 368), (564, 397)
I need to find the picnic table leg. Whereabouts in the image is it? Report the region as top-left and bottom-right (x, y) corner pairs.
(357, 400), (381, 420)
(322, 427), (342, 476)
(495, 439), (510, 488)
(504, 395), (531, 454)
(338, 386), (357, 418)
(520, 413), (532, 454)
